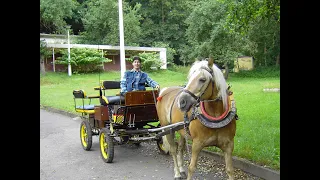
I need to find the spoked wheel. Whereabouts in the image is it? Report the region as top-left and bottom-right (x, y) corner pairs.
(80, 120), (92, 151)
(157, 137), (169, 155)
(99, 128), (114, 163)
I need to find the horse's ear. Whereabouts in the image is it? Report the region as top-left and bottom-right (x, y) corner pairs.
(208, 57), (214, 67)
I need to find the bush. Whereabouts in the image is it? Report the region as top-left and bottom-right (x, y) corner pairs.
(127, 52), (163, 72)
(55, 48), (112, 73)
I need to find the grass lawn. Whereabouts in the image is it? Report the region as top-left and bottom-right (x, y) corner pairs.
(40, 69), (280, 170)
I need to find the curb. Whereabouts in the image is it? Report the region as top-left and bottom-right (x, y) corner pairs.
(41, 105), (78, 118)
(40, 105), (280, 180)
(200, 150), (280, 180)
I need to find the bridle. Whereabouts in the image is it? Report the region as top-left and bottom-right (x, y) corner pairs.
(182, 67), (220, 105)
(180, 66), (237, 130)
(182, 66), (231, 123)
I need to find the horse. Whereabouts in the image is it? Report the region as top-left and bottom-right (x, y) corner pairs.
(156, 59), (238, 180)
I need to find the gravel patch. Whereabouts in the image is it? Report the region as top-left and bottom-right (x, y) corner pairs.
(141, 141), (264, 180)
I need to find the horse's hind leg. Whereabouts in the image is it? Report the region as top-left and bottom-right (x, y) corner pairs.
(222, 141), (235, 180)
(164, 133), (182, 179)
(187, 141), (203, 180)
(177, 136), (187, 179)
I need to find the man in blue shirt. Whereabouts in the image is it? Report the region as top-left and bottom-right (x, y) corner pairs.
(120, 56), (160, 96)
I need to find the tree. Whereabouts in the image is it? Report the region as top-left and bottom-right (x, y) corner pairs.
(40, 40), (51, 75)
(79, 0), (142, 46)
(40, 0), (79, 34)
(223, 0), (280, 66)
(55, 48), (112, 73)
(126, 0), (195, 65)
(184, 0), (246, 68)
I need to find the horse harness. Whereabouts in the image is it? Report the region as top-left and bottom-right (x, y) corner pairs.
(167, 67), (238, 136)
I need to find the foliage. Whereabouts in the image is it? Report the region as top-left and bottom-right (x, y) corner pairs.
(126, 52), (162, 71)
(40, 39), (52, 75)
(55, 48), (112, 73)
(152, 42), (176, 66)
(177, 43), (197, 66)
(40, 0), (280, 68)
(184, 0), (246, 67)
(223, 0), (280, 66)
(224, 0), (280, 35)
(127, 0), (194, 64)
(40, 0), (79, 34)
(40, 40), (52, 60)
(245, 17), (280, 66)
(78, 0), (142, 45)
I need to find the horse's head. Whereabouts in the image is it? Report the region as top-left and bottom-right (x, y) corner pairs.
(177, 59), (228, 112)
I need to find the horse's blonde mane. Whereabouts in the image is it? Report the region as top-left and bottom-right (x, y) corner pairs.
(188, 60), (228, 110)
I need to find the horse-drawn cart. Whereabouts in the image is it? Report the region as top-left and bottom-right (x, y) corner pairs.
(72, 59), (239, 180)
(73, 80), (181, 163)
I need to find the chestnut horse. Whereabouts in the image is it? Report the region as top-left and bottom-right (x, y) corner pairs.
(156, 59), (237, 180)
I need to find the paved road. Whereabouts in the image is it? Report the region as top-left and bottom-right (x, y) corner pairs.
(40, 109), (261, 180)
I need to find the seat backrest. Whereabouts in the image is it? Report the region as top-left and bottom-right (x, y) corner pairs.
(125, 90), (158, 106)
(73, 90), (86, 98)
(102, 81), (121, 89)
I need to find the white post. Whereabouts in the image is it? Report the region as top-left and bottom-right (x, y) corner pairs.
(67, 30), (72, 76)
(52, 48), (55, 72)
(160, 49), (167, 69)
(101, 49), (105, 70)
(118, 0), (126, 78)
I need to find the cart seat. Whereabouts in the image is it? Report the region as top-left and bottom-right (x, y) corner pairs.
(75, 105), (95, 114)
(76, 104), (95, 110)
(73, 89), (98, 114)
(100, 95), (125, 105)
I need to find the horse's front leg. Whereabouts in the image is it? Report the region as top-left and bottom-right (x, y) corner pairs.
(164, 133), (181, 179)
(177, 136), (187, 179)
(222, 141), (235, 180)
(187, 141), (203, 180)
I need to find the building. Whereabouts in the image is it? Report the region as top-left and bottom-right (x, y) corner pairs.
(233, 56), (254, 72)
(40, 33), (167, 72)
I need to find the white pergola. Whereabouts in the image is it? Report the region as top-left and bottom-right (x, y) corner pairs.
(46, 43), (167, 69)
(41, 33), (167, 73)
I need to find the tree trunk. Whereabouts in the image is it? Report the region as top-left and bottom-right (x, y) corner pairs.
(264, 43), (267, 66)
(40, 55), (46, 75)
(223, 62), (229, 80)
(276, 53), (280, 66)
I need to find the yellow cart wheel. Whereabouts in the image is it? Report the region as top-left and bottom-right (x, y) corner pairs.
(80, 120), (92, 151)
(99, 128), (114, 163)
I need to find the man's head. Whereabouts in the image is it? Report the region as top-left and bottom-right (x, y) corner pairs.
(132, 56), (141, 71)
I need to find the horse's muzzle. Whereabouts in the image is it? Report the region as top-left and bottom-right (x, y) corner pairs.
(177, 92), (197, 112)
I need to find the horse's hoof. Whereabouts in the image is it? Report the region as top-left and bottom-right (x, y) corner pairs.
(180, 172), (187, 179)
(174, 177), (182, 180)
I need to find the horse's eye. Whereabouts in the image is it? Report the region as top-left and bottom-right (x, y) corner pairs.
(199, 78), (206, 83)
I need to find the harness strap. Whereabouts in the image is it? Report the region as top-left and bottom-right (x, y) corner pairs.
(182, 89), (198, 101)
(183, 113), (192, 136)
(169, 88), (184, 125)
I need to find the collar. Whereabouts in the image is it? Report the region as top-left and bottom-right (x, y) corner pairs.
(130, 69), (141, 72)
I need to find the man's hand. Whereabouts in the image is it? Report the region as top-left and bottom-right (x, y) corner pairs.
(155, 85), (160, 89)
